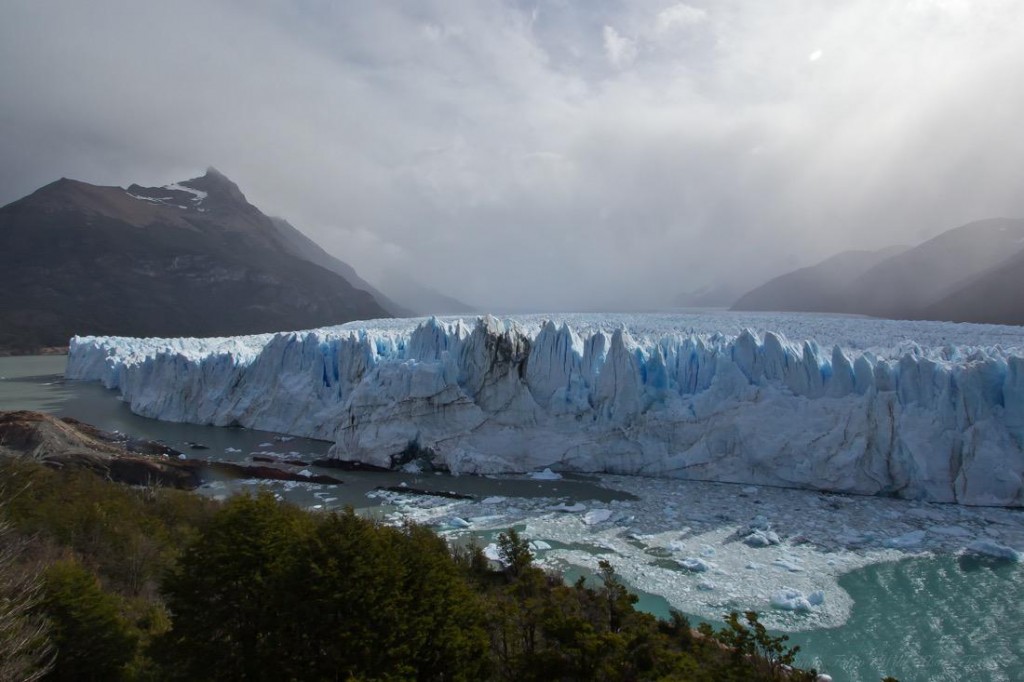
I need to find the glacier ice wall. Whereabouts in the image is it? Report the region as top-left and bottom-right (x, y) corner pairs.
(66, 315), (1024, 506)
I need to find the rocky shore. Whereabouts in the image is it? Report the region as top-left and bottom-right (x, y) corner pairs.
(0, 410), (342, 488)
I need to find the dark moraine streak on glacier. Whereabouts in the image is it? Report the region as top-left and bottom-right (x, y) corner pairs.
(67, 313), (1024, 507)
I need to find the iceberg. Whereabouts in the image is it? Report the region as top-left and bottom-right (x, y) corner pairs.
(963, 539), (1021, 562)
(66, 312), (1024, 507)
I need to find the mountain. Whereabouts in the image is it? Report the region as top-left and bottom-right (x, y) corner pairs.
(924, 244), (1024, 325)
(374, 271), (476, 316)
(732, 245), (908, 313)
(733, 218), (1024, 324)
(268, 217), (474, 317)
(673, 282), (758, 309)
(839, 218), (1024, 320)
(267, 217), (414, 317)
(0, 169), (390, 353)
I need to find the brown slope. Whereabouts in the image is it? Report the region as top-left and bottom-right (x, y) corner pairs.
(0, 169), (390, 352)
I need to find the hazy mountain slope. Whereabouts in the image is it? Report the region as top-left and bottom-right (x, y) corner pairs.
(0, 170), (390, 352)
(733, 219), (1024, 323)
(923, 246), (1024, 325)
(374, 271), (476, 316)
(268, 217), (414, 317)
(732, 246), (908, 313)
(844, 218), (1024, 320)
(673, 282), (750, 309)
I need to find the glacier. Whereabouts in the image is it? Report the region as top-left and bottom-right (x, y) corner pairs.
(66, 312), (1024, 507)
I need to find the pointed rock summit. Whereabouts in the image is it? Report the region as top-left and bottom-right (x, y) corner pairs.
(0, 170), (391, 353)
(179, 167), (249, 208)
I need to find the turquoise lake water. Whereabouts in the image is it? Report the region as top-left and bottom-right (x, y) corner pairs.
(2, 355), (1022, 681)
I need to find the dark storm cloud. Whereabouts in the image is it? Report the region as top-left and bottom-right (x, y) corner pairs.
(2, 0), (1024, 311)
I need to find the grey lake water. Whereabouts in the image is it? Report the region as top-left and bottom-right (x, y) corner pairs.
(2, 355), (1022, 681)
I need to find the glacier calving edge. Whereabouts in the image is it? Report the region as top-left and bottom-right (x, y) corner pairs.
(66, 315), (1024, 506)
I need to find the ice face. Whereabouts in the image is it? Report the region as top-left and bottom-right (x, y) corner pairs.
(66, 312), (1024, 506)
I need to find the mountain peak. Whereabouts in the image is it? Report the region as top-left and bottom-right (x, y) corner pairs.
(179, 167), (248, 207)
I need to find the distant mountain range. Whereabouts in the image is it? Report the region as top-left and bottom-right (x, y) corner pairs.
(732, 218), (1024, 325)
(0, 168), (472, 353)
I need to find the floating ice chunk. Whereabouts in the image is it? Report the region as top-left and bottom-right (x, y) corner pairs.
(741, 486), (760, 495)
(678, 557), (710, 572)
(700, 545), (716, 557)
(401, 461), (423, 474)
(177, 454), (187, 460)
(771, 588), (814, 612)
(808, 590), (825, 606)
(750, 515), (772, 531)
(258, 442), (273, 447)
(225, 447), (242, 453)
(530, 468), (563, 480)
(549, 502), (586, 513)
(885, 530), (926, 548)
(482, 543), (503, 562)
(697, 580), (716, 591)
(298, 469), (313, 477)
(584, 509), (614, 525)
(773, 558), (803, 572)
(529, 540), (552, 551)
(448, 517), (472, 529)
(963, 539), (1021, 562)
(744, 529), (781, 547)
(481, 496), (507, 505)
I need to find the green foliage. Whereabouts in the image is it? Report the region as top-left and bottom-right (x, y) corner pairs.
(157, 493), (489, 681)
(0, 458), (860, 682)
(0, 458), (218, 598)
(496, 527), (533, 577)
(40, 558), (138, 681)
(712, 611), (818, 682)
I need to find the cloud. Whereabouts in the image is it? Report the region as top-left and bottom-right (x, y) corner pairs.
(603, 25), (638, 68)
(655, 4), (708, 34)
(1, 0), (1024, 312)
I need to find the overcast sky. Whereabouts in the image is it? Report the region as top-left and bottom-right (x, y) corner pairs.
(3, 0), (1024, 311)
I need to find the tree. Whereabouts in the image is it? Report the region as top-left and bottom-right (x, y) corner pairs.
(496, 528), (533, 578)
(40, 559), (137, 681)
(155, 492), (311, 680)
(157, 494), (489, 681)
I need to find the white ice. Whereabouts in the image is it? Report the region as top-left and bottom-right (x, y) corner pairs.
(66, 312), (1024, 506)
(369, 471), (1024, 632)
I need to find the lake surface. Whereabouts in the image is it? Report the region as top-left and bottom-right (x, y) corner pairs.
(2, 354), (1022, 681)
